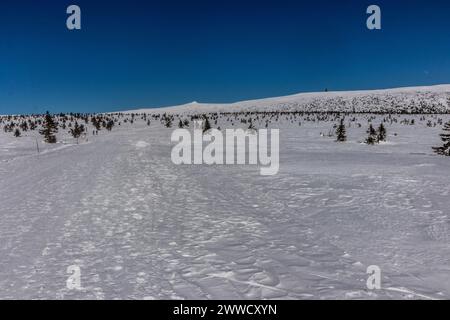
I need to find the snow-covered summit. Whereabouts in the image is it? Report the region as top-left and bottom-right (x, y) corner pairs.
(123, 84), (450, 114)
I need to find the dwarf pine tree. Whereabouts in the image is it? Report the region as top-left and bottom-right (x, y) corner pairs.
(248, 120), (256, 131)
(377, 123), (387, 142)
(336, 119), (347, 142)
(91, 116), (102, 131)
(203, 116), (212, 133)
(14, 128), (21, 137)
(70, 121), (84, 144)
(39, 111), (58, 143)
(20, 121), (28, 132)
(164, 115), (172, 128)
(365, 124), (377, 145)
(432, 121), (450, 156)
(105, 120), (114, 131)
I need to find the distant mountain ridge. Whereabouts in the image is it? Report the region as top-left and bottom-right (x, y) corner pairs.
(123, 84), (450, 114)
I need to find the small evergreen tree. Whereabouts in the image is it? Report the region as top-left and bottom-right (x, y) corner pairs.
(433, 121), (450, 156)
(248, 120), (256, 131)
(105, 120), (114, 131)
(70, 121), (84, 144)
(377, 123), (387, 142)
(20, 121), (28, 132)
(365, 124), (377, 145)
(91, 117), (102, 131)
(203, 116), (212, 133)
(164, 116), (172, 128)
(178, 119), (184, 128)
(14, 128), (21, 137)
(39, 111), (58, 143)
(336, 119), (347, 142)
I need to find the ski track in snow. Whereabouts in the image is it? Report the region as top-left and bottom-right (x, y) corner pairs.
(1, 118), (450, 299)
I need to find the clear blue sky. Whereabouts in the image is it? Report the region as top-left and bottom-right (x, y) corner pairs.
(1, 0), (450, 114)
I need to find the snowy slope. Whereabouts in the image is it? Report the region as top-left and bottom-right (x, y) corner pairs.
(2, 114), (450, 299)
(125, 85), (450, 114)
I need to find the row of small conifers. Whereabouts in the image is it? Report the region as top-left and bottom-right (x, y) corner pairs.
(1, 111), (449, 156)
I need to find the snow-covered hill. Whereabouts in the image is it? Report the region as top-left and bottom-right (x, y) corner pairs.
(2, 114), (450, 299)
(125, 85), (450, 114)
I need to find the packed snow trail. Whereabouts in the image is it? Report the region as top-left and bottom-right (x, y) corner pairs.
(1, 124), (450, 299)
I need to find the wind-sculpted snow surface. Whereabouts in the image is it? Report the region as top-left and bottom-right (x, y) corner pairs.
(1, 114), (450, 300)
(128, 85), (450, 115)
